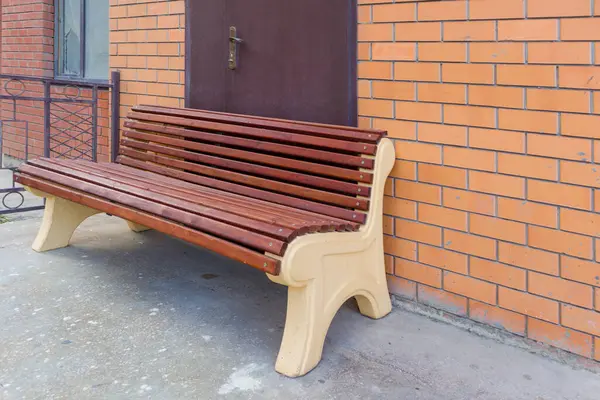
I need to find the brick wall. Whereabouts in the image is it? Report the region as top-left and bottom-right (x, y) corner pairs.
(358, 0), (600, 361)
(109, 0), (186, 129)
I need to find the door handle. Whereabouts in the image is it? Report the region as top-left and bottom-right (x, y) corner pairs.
(228, 26), (243, 70)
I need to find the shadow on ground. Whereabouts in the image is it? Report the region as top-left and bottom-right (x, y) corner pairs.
(0, 214), (599, 400)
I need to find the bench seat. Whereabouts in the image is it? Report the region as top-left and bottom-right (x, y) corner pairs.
(14, 105), (396, 377)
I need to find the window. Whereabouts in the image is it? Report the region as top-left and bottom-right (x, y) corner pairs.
(56, 0), (109, 81)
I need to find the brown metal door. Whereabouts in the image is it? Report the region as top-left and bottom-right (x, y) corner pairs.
(186, 0), (357, 126)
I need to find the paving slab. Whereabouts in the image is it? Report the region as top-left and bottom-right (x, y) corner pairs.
(0, 214), (599, 400)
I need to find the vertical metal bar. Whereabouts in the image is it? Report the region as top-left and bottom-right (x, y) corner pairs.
(43, 80), (51, 158)
(79, 0), (86, 77)
(91, 85), (98, 162)
(110, 70), (120, 162)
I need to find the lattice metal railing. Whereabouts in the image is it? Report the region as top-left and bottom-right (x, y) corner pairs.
(0, 72), (120, 215)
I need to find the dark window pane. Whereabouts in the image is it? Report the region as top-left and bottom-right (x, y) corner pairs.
(84, 0), (109, 79)
(58, 0), (82, 76)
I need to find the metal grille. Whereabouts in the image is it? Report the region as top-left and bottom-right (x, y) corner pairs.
(0, 71), (120, 215)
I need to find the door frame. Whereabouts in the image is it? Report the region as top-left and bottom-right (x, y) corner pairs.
(183, 0), (357, 126)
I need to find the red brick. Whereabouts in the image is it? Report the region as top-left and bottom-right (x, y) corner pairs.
(418, 244), (468, 274)
(417, 83), (466, 104)
(443, 105), (496, 128)
(529, 272), (593, 308)
(444, 230), (497, 260)
(561, 255), (600, 287)
(372, 3), (416, 22)
(442, 63), (494, 84)
(469, 171), (525, 199)
(498, 242), (559, 275)
(395, 22), (441, 42)
(387, 275), (417, 300)
(372, 81), (415, 101)
(373, 119), (417, 140)
(526, 89), (590, 113)
(384, 235), (418, 260)
(527, 134), (592, 162)
(561, 114), (600, 140)
(498, 287), (559, 323)
(528, 318), (593, 358)
(560, 208), (600, 237)
(498, 19), (559, 41)
(470, 257), (526, 290)
(395, 62), (440, 82)
(418, 123), (467, 146)
(418, 285), (468, 316)
(470, 214), (527, 244)
(390, 160), (417, 180)
(417, 0), (467, 21)
(468, 85), (524, 108)
(384, 197), (416, 219)
(559, 66), (600, 89)
(498, 109), (558, 134)
(443, 271), (497, 305)
(395, 258), (442, 288)
(470, 43), (525, 64)
(419, 203), (468, 231)
(442, 187), (495, 215)
(528, 42), (591, 65)
(419, 43), (467, 62)
(443, 21), (495, 42)
(528, 225), (593, 259)
(561, 304), (600, 336)
(358, 61), (392, 79)
(384, 217), (393, 235)
(497, 65), (556, 87)
(396, 101), (443, 123)
(561, 161), (600, 188)
(527, 180), (592, 210)
(498, 153), (558, 180)
(418, 164), (467, 189)
(469, 0), (525, 20)
(444, 147), (495, 172)
(497, 198), (558, 228)
(469, 128), (525, 153)
(561, 19), (600, 41)
(395, 140), (442, 164)
(396, 219), (442, 246)
(358, 98), (394, 118)
(372, 43), (416, 61)
(395, 180), (441, 205)
(358, 23), (394, 41)
(528, 0), (591, 17)
(469, 300), (526, 336)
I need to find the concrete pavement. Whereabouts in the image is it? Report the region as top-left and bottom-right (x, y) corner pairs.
(0, 213), (599, 400)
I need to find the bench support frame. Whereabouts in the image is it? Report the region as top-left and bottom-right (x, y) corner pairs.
(267, 138), (395, 377)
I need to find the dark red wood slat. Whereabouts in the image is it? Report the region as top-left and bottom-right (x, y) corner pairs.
(117, 155), (367, 224)
(123, 120), (374, 169)
(134, 104), (385, 143)
(14, 174), (280, 275)
(29, 159), (300, 241)
(123, 129), (374, 186)
(45, 158), (337, 235)
(119, 145), (370, 211)
(88, 161), (357, 233)
(127, 111), (378, 155)
(121, 137), (370, 197)
(20, 164), (288, 255)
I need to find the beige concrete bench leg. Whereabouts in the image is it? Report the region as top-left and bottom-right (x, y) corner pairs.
(31, 195), (100, 252)
(126, 221), (150, 232)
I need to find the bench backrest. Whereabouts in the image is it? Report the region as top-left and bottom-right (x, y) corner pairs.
(119, 105), (387, 225)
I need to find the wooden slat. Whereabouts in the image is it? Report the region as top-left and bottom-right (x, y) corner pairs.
(134, 104), (385, 143)
(29, 159), (301, 241)
(119, 146), (370, 211)
(117, 155), (367, 224)
(123, 120), (374, 169)
(14, 173), (280, 274)
(123, 129), (373, 185)
(86, 161), (358, 232)
(46, 158), (341, 235)
(121, 137), (370, 197)
(20, 164), (288, 255)
(127, 111), (378, 155)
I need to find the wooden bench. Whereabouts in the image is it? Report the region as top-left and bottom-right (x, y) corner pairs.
(14, 105), (396, 377)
